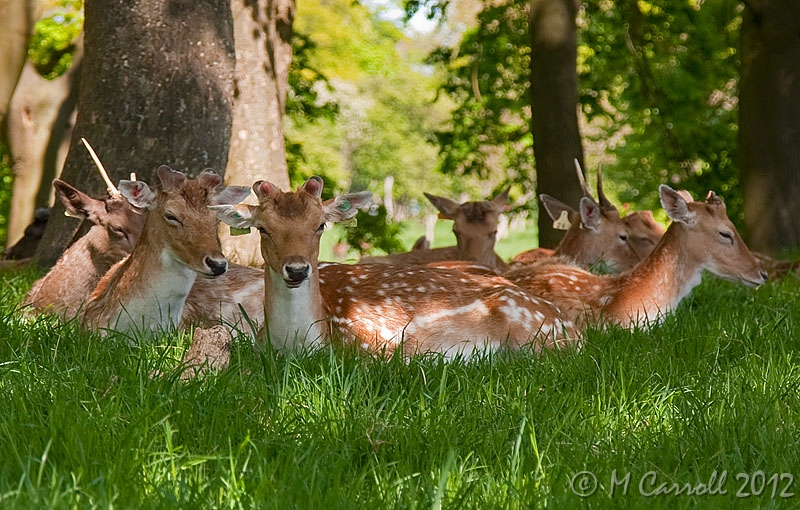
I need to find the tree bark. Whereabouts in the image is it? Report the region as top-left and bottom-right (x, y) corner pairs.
(219, 0), (295, 267)
(739, 0), (800, 254)
(0, 0), (44, 125)
(33, 0), (236, 268)
(529, 0), (584, 248)
(5, 47), (80, 249)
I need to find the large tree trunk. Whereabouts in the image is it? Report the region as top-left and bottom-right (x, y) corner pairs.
(5, 48), (80, 250)
(219, 0), (295, 267)
(739, 0), (800, 255)
(33, 0), (236, 268)
(0, 0), (44, 125)
(529, 0), (584, 249)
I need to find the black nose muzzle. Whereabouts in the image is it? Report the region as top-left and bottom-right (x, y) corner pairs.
(205, 256), (228, 276)
(284, 262), (310, 287)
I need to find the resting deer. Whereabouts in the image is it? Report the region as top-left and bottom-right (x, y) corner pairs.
(212, 177), (580, 357)
(82, 166), (250, 334)
(23, 141), (148, 318)
(360, 189), (510, 271)
(504, 185), (767, 329)
(510, 161), (659, 272)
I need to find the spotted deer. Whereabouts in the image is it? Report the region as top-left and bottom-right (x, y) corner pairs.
(23, 141), (149, 318)
(212, 177), (580, 357)
(504, 185), (767, 329)
(82, 166), (250, 334)
(360, 188), (511, 271)
(510, 161), (659, 272)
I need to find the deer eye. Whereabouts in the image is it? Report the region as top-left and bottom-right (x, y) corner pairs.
(719, 231), (734, 244)
(109, 226), (126, 238)
(257, 226), (270, 237)
(164, 212), (182, 226)
(619, 233), (628, 243)
(316, 223), (326, 233)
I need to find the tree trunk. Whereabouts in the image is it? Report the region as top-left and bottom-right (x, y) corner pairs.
(0, 0), (44, 124)
(33, 0), (236, 268)
(739, 0), (800, 255)
(5, 47), (80, 250)
(219, 0), (295, 267)
(529, 0), (584, 248)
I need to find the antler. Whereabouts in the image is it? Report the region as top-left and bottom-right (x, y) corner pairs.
(574, 159), (593, 198)
(595, 165), (617, 212)
(81, 138), (121, 198)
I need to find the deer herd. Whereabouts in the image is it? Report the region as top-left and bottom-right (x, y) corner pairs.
(19, 142), (774, 370)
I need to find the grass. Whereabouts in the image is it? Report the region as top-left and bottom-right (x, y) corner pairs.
(1, 266), (800, 509)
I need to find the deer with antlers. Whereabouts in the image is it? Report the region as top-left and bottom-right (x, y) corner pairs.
(211, 177), (579, 356)
(509, 161), (661, 273)
(82, 166), (250, 334)
(360, 189), (511, 272)
(504, 185), (767, 329)
(23, 140), (147, 318)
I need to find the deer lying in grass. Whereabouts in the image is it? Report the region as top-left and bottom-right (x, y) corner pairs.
(212, 177), (580, 357)
(23, 180), (146, 318)
(510, 162), (654, 273)
(82, 166), (250, 334)
(360, 189), (511, 271)
(504, 185), (767, 329)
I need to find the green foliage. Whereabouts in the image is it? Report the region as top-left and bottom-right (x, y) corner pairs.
(2, 267), (800, 507)
(27, 1), (84, 80)
(339, 204), (406, 256)
(580, 0), (744, 224)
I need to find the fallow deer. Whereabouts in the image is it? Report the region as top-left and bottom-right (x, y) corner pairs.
(510, 161), (657, 272)
(23, 181), (146, 318)
(212, 177), (580, 357)
(360, 188), (511, 271)
(82, 166), (250, 334)
(504, 185), (767, 329)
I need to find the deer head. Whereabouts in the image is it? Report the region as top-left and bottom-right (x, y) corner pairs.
(118, 166), (250, 278)
(424, 188), (510, 267)
(659, 185), (767, 287)
(54, 179), (147, 267)
(212, 176), (372, 347)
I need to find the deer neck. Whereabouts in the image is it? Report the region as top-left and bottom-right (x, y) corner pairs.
(553, 227), (591, 266)
(263, 263), (327, 350)
(612, 224), (702, 322)
(97, 223), (197, 332)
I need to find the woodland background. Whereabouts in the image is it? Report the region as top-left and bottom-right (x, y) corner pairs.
(1, 0), (798, 266)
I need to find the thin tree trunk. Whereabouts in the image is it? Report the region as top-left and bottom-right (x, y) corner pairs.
(739, 0), (800, 254)
(0, 0), (44, 124)
(33, 0), (236, 268)
(530, 0), (584, 248)
(219, 0), (295, 267)
(5, 46), (80, 249)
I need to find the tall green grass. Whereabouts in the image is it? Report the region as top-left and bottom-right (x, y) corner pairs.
(1, 267), (799, 509)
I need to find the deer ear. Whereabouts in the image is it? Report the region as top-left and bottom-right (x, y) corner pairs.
(579, 196), (602, 232)
(540, 194), (577, 222)
(300, 176), (324, 199)
(324, 191), (373, 223)
(424, 193), (460, 219)
(209, 204), (256, 229)
(491, 187), (511, 210)
(156, 165), (187, 190)
(196, 169), (222, 188)
(54, 180), (106, 223)
(119, 180), (158, 210)
(213, 186), (252, 206)
(253, 180), (281, 200)
(660, 185), (696, 225)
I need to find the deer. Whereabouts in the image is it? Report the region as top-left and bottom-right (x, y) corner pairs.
(504, 185), (768, 329)
(211, 177), (580, 357)
(23, 139), (147, 318)
(359, 188), (511, 272)
(509, 161), (659, 273)
(81, 166), (251, 334)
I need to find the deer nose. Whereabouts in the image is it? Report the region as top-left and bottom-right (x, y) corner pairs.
(204, 255), (228, 276)
(760, 270), (769, 282)
(284, 262), (310, 286)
